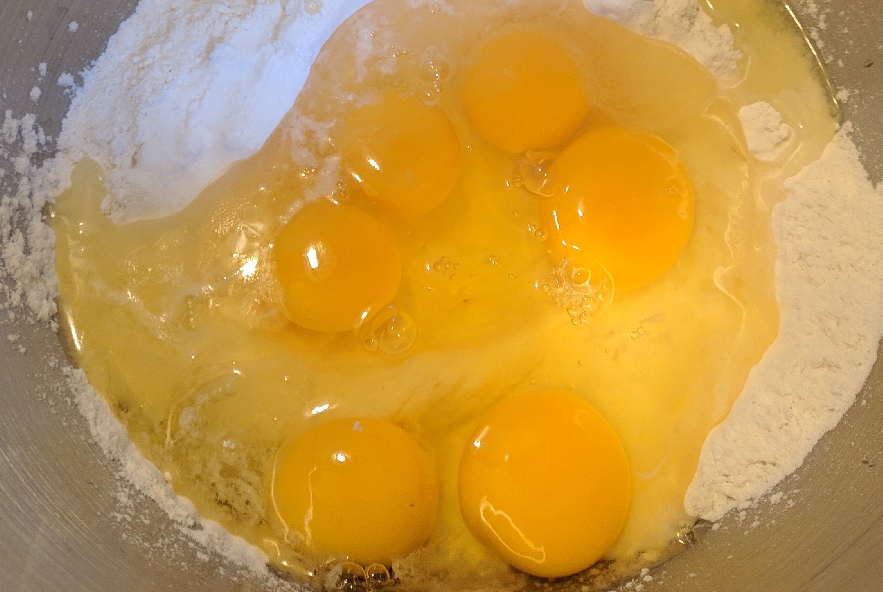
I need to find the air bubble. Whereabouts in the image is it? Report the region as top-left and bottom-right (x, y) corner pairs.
(415, 50), (451, 95)
(517, 150), (561, 197)
(431, 255), (460, 278)
(525, 223), (548, 242)
(365, 563), (392, 587)
(331, 178), (354, 203)
(180, 295), (198, 331)
(676, 526), (696, 546)
(630, 326), (647, 340)
(356, 306), (418, 354)
(541, 258), (615, 322)
(335, 562), (367, 591)
(299, 165), (319, 179)
(178, 293), (218, 331)
(304, 0), (322, 15)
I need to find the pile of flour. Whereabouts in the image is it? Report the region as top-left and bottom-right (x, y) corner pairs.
(55, 0), (374, 223)
(2, 0), (883, 582)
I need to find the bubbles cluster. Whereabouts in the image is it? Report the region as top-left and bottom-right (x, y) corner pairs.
(539, 259), (615, 324)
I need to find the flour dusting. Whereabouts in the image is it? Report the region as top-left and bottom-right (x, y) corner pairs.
(0, 110), (56, 322)
(62, 367), (293, 586)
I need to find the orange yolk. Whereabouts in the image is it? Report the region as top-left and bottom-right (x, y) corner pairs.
(340, 88), (462, 217)
(271, 418), (439, 565)
(272, 200), (402, 332)
(542, 126), (695, 292)
(458, 391), (632, 579)
(459, 25), (589, 153)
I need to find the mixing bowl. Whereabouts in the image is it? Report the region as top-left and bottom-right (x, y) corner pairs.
(2, 1), (882, 590)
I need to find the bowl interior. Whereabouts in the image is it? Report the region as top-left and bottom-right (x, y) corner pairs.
(1, 1), (882, 590)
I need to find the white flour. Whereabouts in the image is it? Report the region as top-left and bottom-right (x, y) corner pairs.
(738, 102), (795, 161)
(584, 0), (741, 79)
(63, 366), (289, 585)
(1, 0), (882, 583)
(686, 124), (883, 520)
(0, 110), (56, 322)
(58, 0), (372, 223)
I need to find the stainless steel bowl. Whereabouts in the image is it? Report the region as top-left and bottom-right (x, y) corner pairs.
(2, 1), (882, 590)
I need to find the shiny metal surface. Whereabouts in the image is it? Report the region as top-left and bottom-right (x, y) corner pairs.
(1, 1), (882, 590)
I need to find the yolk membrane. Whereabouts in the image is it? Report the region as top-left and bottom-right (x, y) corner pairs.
(458, 391), (632, 578)
(273, 200), (402, 332)
(272, 418), (439, 565)
(542, 126), (695, 292)
(340, 88), (462, 217)
(459, 25), (589, 153)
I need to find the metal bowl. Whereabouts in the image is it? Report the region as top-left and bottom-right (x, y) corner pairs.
(1, 1), (882, 590)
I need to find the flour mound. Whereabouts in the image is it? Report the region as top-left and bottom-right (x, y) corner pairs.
(685, 125), (883, 520)
(58, 0), (371, 224)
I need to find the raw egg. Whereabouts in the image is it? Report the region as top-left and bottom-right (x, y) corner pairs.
(339, 88), (462, 217)
(458, 391), (632, 578)
(272, 200), (402, 332)
(542, 126), (695, 292)
(459, 24), (589, 152)
(50, 0), (836, 587)
(272, 418), (438, 565)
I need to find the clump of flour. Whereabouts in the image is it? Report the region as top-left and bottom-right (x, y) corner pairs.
(738, 102), (795, 161)
(1, 0), (882, 583)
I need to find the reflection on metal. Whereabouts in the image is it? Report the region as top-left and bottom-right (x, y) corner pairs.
(783, 1), (843, 122)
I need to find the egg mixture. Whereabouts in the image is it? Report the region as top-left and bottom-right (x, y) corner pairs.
(51, 0), (837, 588)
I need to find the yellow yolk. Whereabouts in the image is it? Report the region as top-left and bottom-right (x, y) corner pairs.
(273, 200), (402, 332)
(458, 391), (632, 578)
(340, 89), (462, 217)
(271, 418), (439, 565)
(542, 126), (695, 292)
(459, 25), (589, 153)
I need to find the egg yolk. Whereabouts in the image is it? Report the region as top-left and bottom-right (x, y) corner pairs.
(459, 25), (589, 153)
(340, 88), (462, 217)
(458, 391), (632, 579)
(542, 126), (695, 292)
(273, 200), (402, 332)
(271, 418), (439, 565)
